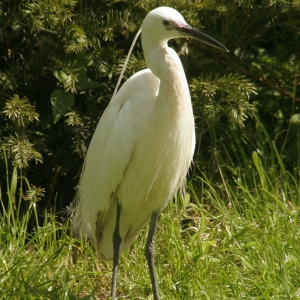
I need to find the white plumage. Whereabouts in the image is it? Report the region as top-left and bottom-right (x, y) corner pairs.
(72, 6), (228, 299)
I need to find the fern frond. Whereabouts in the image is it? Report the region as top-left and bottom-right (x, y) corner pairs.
(4, 135), (43, 169)
(3, 95), (39, 128)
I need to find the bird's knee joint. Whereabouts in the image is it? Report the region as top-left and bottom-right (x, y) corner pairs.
(145, 241), (155, 256)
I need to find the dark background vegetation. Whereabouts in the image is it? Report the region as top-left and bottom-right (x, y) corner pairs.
(1, 0), (299, 214)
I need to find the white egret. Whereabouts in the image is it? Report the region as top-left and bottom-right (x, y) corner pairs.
(72, 6), (228, 300)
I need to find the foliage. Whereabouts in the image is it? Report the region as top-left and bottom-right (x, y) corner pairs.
(0, 0), (300, 298)
(1, 95), (43, 169)
(0, 148), (299, 299)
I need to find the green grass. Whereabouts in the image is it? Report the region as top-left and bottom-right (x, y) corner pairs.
(1, 151), (300, 299)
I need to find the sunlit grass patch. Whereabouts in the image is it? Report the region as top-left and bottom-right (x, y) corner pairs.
(1, 148), (299, 299)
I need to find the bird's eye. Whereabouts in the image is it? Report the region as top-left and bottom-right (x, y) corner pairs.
(162, 20), (170, 26)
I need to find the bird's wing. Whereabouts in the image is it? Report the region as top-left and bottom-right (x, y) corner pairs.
(74, 68), (160, 236)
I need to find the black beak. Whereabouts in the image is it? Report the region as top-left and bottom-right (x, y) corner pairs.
(177, 24), (229, 52)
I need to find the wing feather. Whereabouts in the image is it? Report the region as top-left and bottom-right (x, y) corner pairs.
(73, 68), (160, 245)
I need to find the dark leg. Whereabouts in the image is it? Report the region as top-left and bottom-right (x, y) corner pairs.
(145, 211), (160, 300)
(111, 202), (122, 300)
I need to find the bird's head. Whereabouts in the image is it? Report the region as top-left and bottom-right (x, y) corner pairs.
(142, 6), (229, 52)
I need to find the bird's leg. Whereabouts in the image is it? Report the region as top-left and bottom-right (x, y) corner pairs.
(145, 211), (160, 300)
(111, 201), (122, 300)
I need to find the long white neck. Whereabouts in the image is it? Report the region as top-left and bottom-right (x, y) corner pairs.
(142, 37), (191, 111)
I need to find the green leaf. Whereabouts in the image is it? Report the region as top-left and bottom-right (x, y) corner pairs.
(76, 74), (102, 90)
(290, 114), (300, 124)
(53, 69), (69, 85)
(72, 55), (102, 90)
(50, 90), (74, 124)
